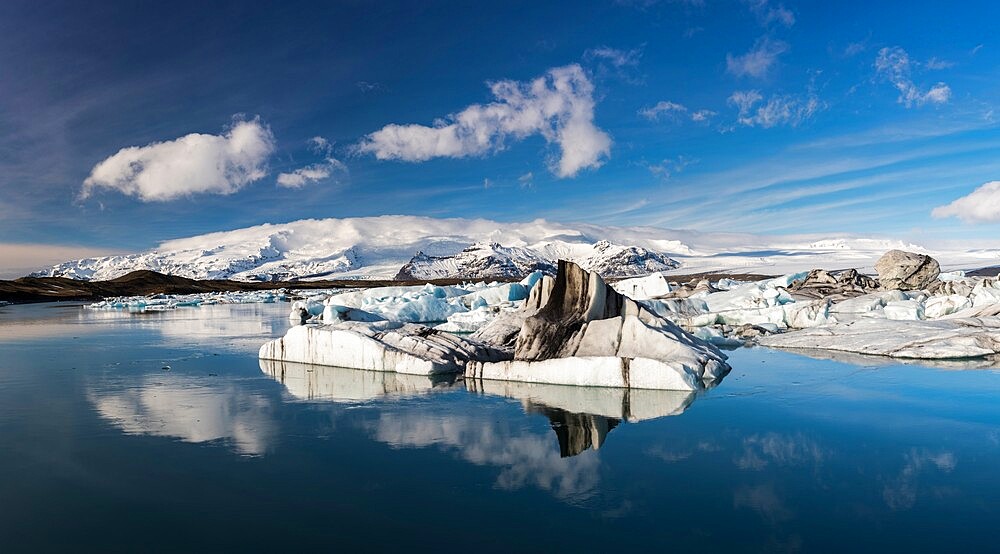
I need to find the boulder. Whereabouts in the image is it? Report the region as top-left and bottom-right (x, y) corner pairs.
(875, 250), (940, 291)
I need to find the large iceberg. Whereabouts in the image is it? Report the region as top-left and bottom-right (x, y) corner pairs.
(466, 261), (729, 391)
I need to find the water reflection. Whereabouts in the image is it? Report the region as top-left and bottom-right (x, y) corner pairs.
(259, 358), (706, 458)
(88, 374), (277, 456)
(259, 358), (457, 402)
(467, 378), (698, 457)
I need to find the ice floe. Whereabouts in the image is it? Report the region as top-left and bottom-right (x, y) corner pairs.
(758, 317), (1000, 360)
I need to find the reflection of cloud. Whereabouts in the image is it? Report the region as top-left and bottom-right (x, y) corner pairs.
(89, 375), (276, 456)
(369, 411), (601, 503)
(882, 448), (956, 510)
(646, 440), (720, 463)
(736, 432), (826, 470)
(734, 483), (793, 523)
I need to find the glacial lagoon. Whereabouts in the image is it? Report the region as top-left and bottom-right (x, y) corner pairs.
(2, 302), (1000, 552)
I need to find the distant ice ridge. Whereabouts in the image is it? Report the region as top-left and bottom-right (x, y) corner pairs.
(87, 289), (303, 312)
(33, 215), (994, 283)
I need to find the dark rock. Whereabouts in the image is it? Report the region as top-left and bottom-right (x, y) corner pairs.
(785, 268), (879, 301)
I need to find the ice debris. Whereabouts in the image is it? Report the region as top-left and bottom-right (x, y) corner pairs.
(87, 290), (290, 312)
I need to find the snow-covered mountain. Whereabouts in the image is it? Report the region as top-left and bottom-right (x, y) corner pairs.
(576, 240), (680, 278)
(393, 240), (679, 280)
(33, 216), (694, 282)
(30, 215), (997, 282)
(395, 242), (556, 280)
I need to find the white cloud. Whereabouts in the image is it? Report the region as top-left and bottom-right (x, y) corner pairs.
(276, 136), (348, 189)
(357, 64), (611, 178)
(875, 47), (952, 108)
(726, 37), (789, 79)
(729, 90), (822, 128)
(585, 46), (642, 68)
(518, 172), (534, 188)
(932, 181), (1000, 223)
(81, 118), (275, 201)
(746, 0), (794, 27)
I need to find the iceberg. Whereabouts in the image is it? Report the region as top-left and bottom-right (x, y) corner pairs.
(612, 272), (673, 300)
(758, 316), (1000, 360)
(258, 320), (510, 375)
(467, 261), (729, 391)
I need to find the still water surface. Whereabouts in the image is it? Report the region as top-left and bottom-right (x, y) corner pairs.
(1, 302), (999, 552)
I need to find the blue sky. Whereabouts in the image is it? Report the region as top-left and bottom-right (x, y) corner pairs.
(1, 0), (999, 272)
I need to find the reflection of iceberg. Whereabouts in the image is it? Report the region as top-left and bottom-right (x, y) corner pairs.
(467, 379), (698, 457)
(467, 379), (696, 422)
(89, 375), (276, 456)
(368, 409), (602, 503)
(259, 358), (457, 402)
(534, 408), (618, 458)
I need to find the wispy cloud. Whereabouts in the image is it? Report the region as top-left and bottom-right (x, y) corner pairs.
(746, 0), (795, 27)
(844, 40), (868, 57)
(276, 137), (348, 189)
(924, 57), (955, 70)
(638, 100), (687, 120)
(932, 181), (1000, 223)
(639, 101), (716, 123)
(646, 155), (694, 180)
(726, 37), (789, 79)
(691, 109), (716, 122)
(875, 47), (952, 108)
(584, 46), (642, 68)
(356, 81), (383, 93)
(729, 90), (822, 128)
(356, 64), (611, 178)
(81, 117), (276, 202)
(518, 172), (534, 188)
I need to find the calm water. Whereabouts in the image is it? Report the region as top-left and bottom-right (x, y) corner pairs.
(2, 302), (1000, 552)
